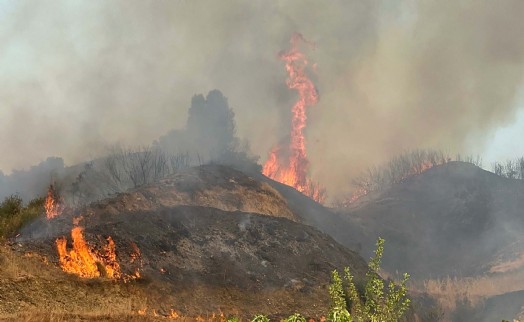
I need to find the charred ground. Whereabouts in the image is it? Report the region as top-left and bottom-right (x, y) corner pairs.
(335, 161), (524, 279)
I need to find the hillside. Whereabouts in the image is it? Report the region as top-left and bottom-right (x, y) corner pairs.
(318, 161), (524, 321)
(2, 165), (369, 320)
(334, 161), (524, 279)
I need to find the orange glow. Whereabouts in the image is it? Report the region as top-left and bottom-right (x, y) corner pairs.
(101, 236), (122, 279)
(130, 241), (142, 263)
(169, 309), (180, 319)
(263, 33), (325, 203)
(72, 216), (83, 226)
(45, 184), (62, 219)
(55, 226), (133, 280)
(347, 188), (369, 205)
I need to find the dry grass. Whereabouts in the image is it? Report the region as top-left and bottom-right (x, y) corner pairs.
(0, 245), (57, 279)
(409, 269), (524, 312)
(2, 308), (238, 322)
(0, 244), (149, 320)
(0, 246), (285, 322)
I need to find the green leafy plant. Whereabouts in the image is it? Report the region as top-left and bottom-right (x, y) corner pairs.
(329, 238), (410, 322)
(329, 269), (353, 322)
(227, 317), (240, 322)
(251, 314), (270, 322)
(283, 313), (307, 322)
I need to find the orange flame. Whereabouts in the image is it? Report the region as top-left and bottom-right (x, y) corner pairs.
(55, 226), (127, 279)
(263, 33), (325, 203)
(347, 187), (369, 205)
(56, 227), (102, 278)
(45, 184), (62, 219)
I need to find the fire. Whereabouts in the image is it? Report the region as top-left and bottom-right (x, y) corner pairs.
(130, 241), (141, 263)
(263, 33), (325, 203)
(45, 184), (62, 219)
(347, 188), (369, 205)
(55, 226), (126, 279)
(169, 309), (180, 319)
(56, 227), (103, 278)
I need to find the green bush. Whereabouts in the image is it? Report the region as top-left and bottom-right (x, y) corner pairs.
(282, 313), (307, 322)
(227, 317), (240, 322)
(0, 195), (23, 216)
(0, 195), (44, 239)
(251, 315), (270, 322)
(329, 238), (410, 322)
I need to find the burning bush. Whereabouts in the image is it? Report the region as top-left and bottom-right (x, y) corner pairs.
(45, 184), (63, 219)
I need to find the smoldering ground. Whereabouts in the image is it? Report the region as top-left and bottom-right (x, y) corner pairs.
(1, 1), (524, 199)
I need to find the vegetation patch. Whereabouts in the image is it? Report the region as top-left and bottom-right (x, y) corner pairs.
(0, 195), (43, 240)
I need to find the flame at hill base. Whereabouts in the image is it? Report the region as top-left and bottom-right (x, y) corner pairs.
(263, 33), (325, 203)
(56, 226), (127, 279)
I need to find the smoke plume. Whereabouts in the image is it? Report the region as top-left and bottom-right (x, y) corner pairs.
(1, 1), (524, 198)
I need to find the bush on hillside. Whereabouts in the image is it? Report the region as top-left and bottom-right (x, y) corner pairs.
(0, 195), (44, 239)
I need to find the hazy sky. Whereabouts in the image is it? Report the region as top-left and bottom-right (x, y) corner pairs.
(1, 0), (524, 197)
(483, 90), (524, 166)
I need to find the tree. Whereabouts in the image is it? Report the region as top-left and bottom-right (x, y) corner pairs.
(186, 90), (237, 160)
(156, 89), (260, 172)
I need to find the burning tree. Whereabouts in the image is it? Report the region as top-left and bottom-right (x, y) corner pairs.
(263, 33), (325, 203)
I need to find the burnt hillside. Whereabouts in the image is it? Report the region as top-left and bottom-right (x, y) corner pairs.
(6, 165), (369, 319)
(336, 161), (524, 279)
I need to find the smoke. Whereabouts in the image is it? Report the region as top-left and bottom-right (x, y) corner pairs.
(1, 1), (524, 198)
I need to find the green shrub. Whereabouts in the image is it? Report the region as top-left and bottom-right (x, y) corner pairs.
(251, 315), (270, 322)
(0, 195), (44, 239)
(227, 317), (240, 322)
(329, 269), (353, 322)
(0, 195), (23, 217)
(283, 313), (307, 322)
(329, 238), (410, 322)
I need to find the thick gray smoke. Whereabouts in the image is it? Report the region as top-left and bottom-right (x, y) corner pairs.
(1, 1), (524, 198)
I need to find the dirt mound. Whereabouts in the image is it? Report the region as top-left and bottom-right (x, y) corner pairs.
(79, 164), (298, 222)
(335, 161), (524, 279)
